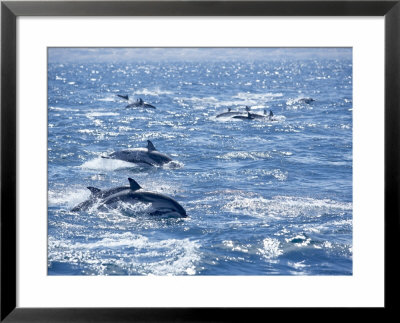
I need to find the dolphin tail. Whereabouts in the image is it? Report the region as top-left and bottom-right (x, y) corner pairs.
(128, 178), (142, 191)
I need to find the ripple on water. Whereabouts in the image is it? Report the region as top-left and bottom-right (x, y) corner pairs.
(48, 233), (201, 275)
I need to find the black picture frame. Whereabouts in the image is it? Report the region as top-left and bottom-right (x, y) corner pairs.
(1, 1), (399, 321)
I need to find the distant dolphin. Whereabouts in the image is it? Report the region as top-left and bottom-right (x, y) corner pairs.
(71, 178), (187, 217)
(232, 112), (255, 120)
(126, 98), (156, 109)
(103, 140), (172, 166)
(117, 94), (129, 100)
(216, 108), (244, 118)
(268, 110), (275, 121)
(298, 98), (315, 104)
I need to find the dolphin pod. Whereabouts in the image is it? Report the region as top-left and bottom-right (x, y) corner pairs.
(103, 140), (172, 166)
(216, 108), (245, 118)
(216, 106), (275, 121)
(71, 178), (187, 217)
(231, 111), (269, 120)
(73, 94), (287, 219)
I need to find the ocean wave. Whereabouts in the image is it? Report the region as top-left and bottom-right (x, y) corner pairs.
(135, 88), (173, 96)
(258, 238), (283, 259)
(85, 111), (119, 118)
(216, 151), (272, 160)
(240, 168), (288, 181)
(49, 106), (79, 112)
(219, 191), (352, 219)
(234, 92), (283, 101)
(97, 96), (117, 102)
(267, 196), (352, 218)
(129, 131), (188, 141)
(48, 233), (201, 275)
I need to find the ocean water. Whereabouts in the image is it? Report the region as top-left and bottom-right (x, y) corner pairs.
(48, 51), (352, 275)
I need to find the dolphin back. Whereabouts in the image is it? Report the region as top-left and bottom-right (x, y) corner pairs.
(148, 150), (172, 165)
(71, 186), (130, 212)
(102, 191), (186, 217)
(109, 148), (172, 166)
(71, 177), (186, 217)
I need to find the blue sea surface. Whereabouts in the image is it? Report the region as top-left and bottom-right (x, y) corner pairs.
(48, 50), (352, 275)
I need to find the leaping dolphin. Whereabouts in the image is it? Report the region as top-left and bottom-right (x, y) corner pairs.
(103, 140), (173, 166)
(71, 178), (187, 217)
(126, 98), (157, 109)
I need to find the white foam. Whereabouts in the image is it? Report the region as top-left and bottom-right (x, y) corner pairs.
(222, 195), (273, 218)
(216, 151), (272, 160)
(258, 238), (283, 259)
(129, 131), (186, 141)
(135, 88), (173, 96)
(287, 260), (309, 270)
(80, 158), (139, 171)
(85, 111), (119, 118)
(234, 92), (283, 101)
(221, 192), (352, 219)
(49, 106), (79, 112)
(48, 188), (91, 208)
(97, 96), (116, 102)
(48, 233), (201, 275)
(163, 160), (184, 170)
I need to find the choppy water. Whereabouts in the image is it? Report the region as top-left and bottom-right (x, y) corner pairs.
(48, 50), (352, 275)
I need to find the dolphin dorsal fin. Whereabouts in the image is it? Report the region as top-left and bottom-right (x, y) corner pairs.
(147, 140), (156, 151)
(87, 187), (101, 195)
(128, 178), (142, 191)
